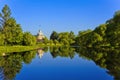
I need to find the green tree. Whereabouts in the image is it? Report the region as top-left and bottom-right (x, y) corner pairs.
(3, 18), (23, 45)
(0, 5), (12, 45)
(0, 32), (5, 46)
(43, 37), (49, 44)
(58, 32), (75, 45)
(0, 5), (23, 45)
(50, 31), (75, 45)
(75, 30), (92, 46)
(94, 24), (107, 37)
(106, 10), (120, 46)
(23, 32), (36, 46)
(58, 32), (69, 45)
(77, 29), (92, 37)
(54, 40), (59, 45)
(76, 11), (120, 47)
(50, 31), (58, 41)
(87, 32), (103, 47)
(69, 31), (75, 39)
(49, 40), (54, 45)
(69, 31), (76, 45)
(0, 5), (11, 30)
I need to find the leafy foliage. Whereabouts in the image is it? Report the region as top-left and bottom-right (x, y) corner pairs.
(0, 5), (36, 46)
(50, 31), (58, 41)
(3, 18), (23, 45)
(50, 31), (75, 45)
(0, 5), (11, 29)
(23, 32), (36, 46)
(76, 10), (120, 47)
(105, 10), (120, 46)
(0, 32), (5, 46)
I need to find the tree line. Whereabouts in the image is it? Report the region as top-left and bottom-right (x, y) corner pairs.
(0, 5), (120, 47)
(50, 31), (75, 45)
(75, 11), (120, 47)
(50, 10), (120, 47)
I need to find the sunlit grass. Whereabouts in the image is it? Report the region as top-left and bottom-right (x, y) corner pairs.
(0, 43), (63, 54)
(0, 45), (43, 53)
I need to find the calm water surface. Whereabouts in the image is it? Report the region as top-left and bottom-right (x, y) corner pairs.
(0, 47), (118, 80)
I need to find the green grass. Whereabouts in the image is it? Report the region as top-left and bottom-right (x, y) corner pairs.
(0, 43), (63, 54)
(0, 45), (44, 53)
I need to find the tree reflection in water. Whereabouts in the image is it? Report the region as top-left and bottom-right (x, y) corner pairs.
(75, 47), (120, 80)
(0, 47), (48, 80)
(0, 47), (120, 80)
(0, 50), (36, 80)
(50, 46), (76, 59)
(50, 46), (120, 80)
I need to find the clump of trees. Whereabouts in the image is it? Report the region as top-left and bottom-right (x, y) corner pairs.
(0, 5), (36, 46)
(50, 31), (75, 45)
(50, 10), (120, 47)
(75, 10), (120, 47)
(23, 32), (36, 46)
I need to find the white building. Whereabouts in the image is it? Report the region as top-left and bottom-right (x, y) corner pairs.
(37, 30), (45, 42)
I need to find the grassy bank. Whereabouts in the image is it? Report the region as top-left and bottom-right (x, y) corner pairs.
(0, 43), (63, 54)
(0, 45), (43, 53)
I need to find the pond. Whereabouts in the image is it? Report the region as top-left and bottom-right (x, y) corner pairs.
(0, 47), (119, 80)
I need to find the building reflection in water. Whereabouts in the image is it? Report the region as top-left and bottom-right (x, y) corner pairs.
(37, 48), (45, 58)
(2, 53), (6, 56)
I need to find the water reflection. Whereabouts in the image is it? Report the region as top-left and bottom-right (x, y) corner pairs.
(0, 47), (120, 80)
(75, 47), (120, 80)
(37, 47), (48, 58)
(0, 47), (48, 80)
(37, 48), (45, 58)
(0, 50), (36, 80)
(50, 46), (76, 59)
(50, 46), (120, 80)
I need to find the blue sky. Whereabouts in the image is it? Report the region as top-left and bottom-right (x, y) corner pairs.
(0, 0), (120, 37)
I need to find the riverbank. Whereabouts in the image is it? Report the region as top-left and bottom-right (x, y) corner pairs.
(0, 43), (63, 53)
